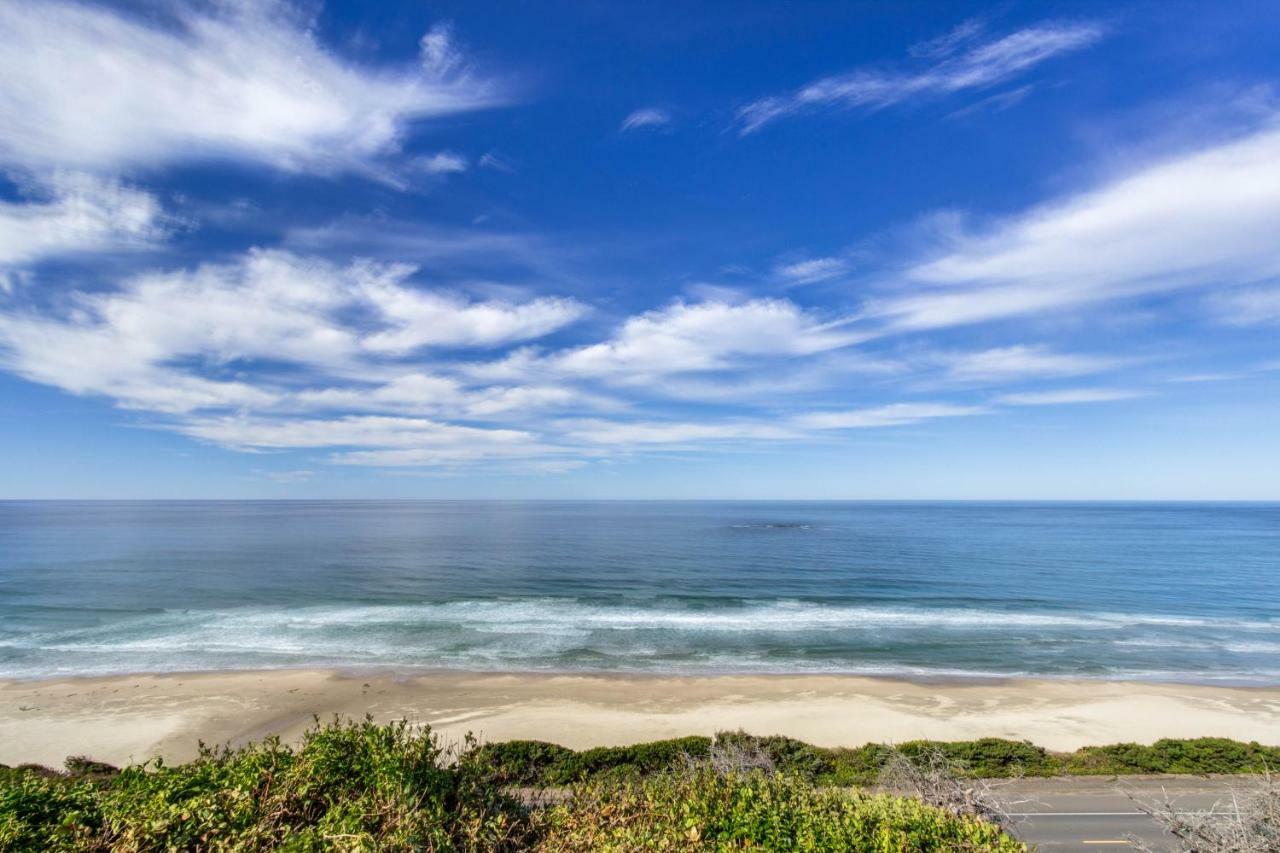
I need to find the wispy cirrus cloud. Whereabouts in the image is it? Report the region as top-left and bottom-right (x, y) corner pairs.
(0, 0), (506, 176)
(621, 108), (673, 132)
(941, 345), (1120, 384)
(996, 388), (1144, 406)
(411, 152), (469, 175)
(1210, 285), (1280, 326)
(773, 256), (850, 285)
(792, 402), (987, 430)
(736, 19), (1103, 133)
(873, 123), (1280, 331)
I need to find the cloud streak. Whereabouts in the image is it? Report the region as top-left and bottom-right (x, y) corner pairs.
(737, 20), (1102, 133)
(874, 123), (1280, 330)
(621, 108), (672, 132)
(0, 0), (505, 176)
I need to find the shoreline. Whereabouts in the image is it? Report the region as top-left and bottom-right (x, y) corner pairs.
(3, 669), (1279, 768)
(5, 663), (1279, 689)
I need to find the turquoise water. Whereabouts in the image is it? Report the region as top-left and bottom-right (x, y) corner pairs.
(1, 501), (1277, 682)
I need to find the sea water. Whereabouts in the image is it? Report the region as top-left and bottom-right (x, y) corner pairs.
(1, 501), (1277, 683)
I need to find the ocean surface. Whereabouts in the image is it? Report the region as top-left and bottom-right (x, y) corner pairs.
(1, 501), (1277, 683)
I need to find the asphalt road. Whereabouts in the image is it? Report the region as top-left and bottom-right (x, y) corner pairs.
(998, 776), (1241, 851)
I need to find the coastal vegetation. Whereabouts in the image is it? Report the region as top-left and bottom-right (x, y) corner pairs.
(467, 731), (1280, 787)
(3, 718), (1277, 851)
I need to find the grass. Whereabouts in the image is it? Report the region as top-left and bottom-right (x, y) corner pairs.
(3, 722), (1275, 851)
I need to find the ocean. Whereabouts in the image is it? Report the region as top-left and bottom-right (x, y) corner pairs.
(1, 501), (1277, 683)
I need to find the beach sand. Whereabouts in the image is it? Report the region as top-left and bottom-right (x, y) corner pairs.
(2, 670), (1277, 768)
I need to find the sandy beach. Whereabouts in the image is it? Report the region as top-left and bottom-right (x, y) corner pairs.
(2, 669), (1277, 768)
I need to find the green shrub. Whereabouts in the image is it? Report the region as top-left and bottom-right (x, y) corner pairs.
(462, 740), (580, 786)
(5, 724), (1277, 851)
(62, 758), (118, 780)
(574, 736), (711, 781)
(713, 730), (835, 778)
(1066, 738), (1280, 776)
(533, 766), (1025, 851)
(2, 717), (531, 851)
(464, 736), (712, 786)
(897, 739), (1061, 778)
(0, 772), (103, 851)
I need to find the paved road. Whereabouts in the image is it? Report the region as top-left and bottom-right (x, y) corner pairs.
(998, 776), (1240, 851)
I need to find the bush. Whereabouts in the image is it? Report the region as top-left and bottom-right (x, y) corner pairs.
(5, 725), (1276, 851)
(1, 717), (531, 851)
(533, 766), (1025, 851)
(1066, 738), (1280, 776)
(62, 758), (118, 780)
(464, 736), (712, 786)
(463, 740), (580, 786)
(462, 734), (1279, 789)
(574, 736), (711, 781)
(897, 739), (1061, 778)
(0, 772), (103, 851)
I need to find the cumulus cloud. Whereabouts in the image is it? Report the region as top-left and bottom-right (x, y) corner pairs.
(0, 0), (504, 175)
(359, 281), (587, 354)
(874, 123), (1280, 330)
(737, 20), (1102, 133)
(0, 250), (586, 415)
(546, 299), (862, 380)
(0, 172), (168, 274)
(620, 108), (672, 132)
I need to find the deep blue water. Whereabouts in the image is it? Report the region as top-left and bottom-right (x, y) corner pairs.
(1, 501), (1277, 682)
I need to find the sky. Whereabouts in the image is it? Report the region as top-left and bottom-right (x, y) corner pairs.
(0, 0), (1278, 499)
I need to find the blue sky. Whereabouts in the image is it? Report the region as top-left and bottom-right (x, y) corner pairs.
(0, 0), (1278, 499)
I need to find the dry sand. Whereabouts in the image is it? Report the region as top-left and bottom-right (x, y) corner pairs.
(2, 670), (1277, 768)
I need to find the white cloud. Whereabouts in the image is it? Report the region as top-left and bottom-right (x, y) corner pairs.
(875, 124), (1280, 330)
(773, 257), (850, 284)
(359, 278), (587, 354)
(291, 373), (584, 420)
(621, 108), (672, 132)
(419, 22), (466, 79)
(1210, 285), (1280, 325)
(996, 388), (1143, 406)
(180, 414), (533, 451)
(412, 152), (469, 175)
(0, 0), (504, 175)
(0, 250), (584, 414)
(943, 345), (1119, 383)
(909, 19), (987, 60)
(793, 402), (987, 430)
(478, 152), (515, 172)
(0, 173), (168, 272)
(546, 299), (862, 380)
(560, 419), (794, 446)
(737, 21), (1102, 133)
